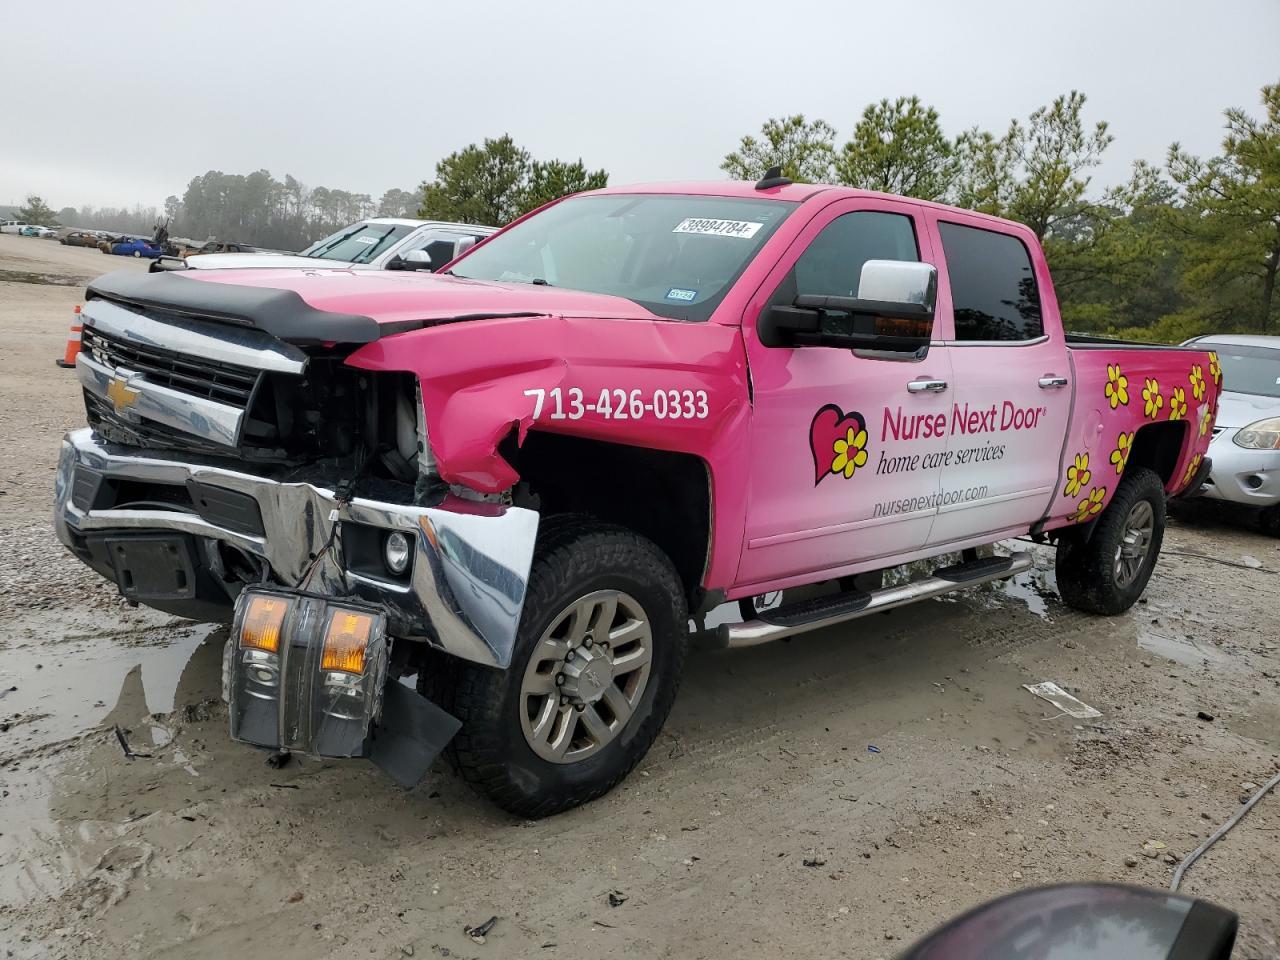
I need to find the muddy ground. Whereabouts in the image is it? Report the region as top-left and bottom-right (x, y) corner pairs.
(1, 234), (1277, 959)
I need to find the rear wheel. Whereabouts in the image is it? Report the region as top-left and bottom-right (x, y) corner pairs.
(1056, 467), (1166, 615)
(1258, 505), (1280, 537)
(448, 521), (688, 817)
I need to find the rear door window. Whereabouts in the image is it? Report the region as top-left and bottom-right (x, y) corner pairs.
(939, 221), (1042, 342)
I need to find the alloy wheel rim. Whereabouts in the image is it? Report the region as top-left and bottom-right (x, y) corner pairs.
(519, 589), (653, 764)
(1114, 499), (1155, 589)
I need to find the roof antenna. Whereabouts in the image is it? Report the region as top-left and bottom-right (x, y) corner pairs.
(755, 165), (792, 190)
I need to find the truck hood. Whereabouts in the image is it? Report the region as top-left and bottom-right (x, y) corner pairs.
(182, 253), (376, 270)
(1215, 390), (1280, 429)
(86, 267), (664, 345)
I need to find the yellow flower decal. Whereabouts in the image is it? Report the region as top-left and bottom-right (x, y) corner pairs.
(1070, 486), (1107, 523)
(1182, 452), (1203, 487)
(1208, 351), (1221, 385)
(1104, 364), (1129, 409)
(1064, 452), (1091, 498)
(1168, 385), (1187, 420)
(831, 425), (868, 479)
(1109, 431), (1134, 476)
(1189, 365), (1206, 402)
(1200, 406), (1213, 437)
(1142, 378), (1164, 419)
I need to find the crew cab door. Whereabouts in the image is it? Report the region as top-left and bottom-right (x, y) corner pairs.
(922, 214), (1072, 546)
(738, 199), (952, 589)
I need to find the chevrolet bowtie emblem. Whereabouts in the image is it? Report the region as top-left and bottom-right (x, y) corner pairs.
(106, 374), (141, 413)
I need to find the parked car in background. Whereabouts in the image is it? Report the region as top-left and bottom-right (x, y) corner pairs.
(0, 220), (29, 234)
(19, 225), (57, 238)
(1184, 334), (1280, 534)
(62, 231), (102, 247)
(177, 239), (258, 258)
(103, 237), (163, 258)
(150, 217), (496, 274)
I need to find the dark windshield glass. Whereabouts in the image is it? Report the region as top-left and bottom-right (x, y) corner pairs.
(299, 222), (415, 264)
(1214, 344), (1280, 398)
(449, 194), (795, 321)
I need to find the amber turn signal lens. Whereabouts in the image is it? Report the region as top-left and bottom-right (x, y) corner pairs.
(239, 594), (289, 653)
(321, 609), (373, 674)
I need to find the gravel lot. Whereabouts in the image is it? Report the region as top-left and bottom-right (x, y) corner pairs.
(1, 234), (1277, 959)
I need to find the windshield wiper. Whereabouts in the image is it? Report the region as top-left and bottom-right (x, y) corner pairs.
(530, 278), (553, 286)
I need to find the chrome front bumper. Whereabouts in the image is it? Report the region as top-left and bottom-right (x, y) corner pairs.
(54, 428), (539, 668)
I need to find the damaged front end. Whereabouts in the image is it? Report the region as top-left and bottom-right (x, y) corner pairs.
(55, 274), (542, 784)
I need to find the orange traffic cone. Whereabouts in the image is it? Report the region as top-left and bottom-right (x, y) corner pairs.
(56, 305), (82, 368)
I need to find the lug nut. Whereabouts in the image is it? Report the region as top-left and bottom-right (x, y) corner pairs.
(560, 695), (570, 706)
(583, 635), (593, 648)
(566, 649), (575, 661)
(574, 703), (585, 712)
(555, 674), (566, 686)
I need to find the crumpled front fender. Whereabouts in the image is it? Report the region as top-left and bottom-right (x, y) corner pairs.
(345, 314), (753, 588)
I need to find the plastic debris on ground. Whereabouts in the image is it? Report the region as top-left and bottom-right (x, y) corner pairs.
(1023, 681), (1102, 719)
(465, 916), (498, 944)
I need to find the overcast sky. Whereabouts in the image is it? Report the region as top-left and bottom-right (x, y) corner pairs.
(3, 0), (1277, 211)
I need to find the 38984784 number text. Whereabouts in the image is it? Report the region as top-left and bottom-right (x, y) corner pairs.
(524, 387), (709, 421)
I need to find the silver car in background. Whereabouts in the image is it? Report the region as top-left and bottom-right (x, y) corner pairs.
(1185, 334), (1280, 534)
(151, 218), (498, 274)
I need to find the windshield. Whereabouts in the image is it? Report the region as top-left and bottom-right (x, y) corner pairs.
(448, 194), (795, 321)
(298, 222), (416, 264)
(1215, 344), (1280, 398)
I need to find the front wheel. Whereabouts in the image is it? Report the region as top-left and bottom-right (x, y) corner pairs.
(448, 521), (688, 817)
(1055, 467), (1166, 615)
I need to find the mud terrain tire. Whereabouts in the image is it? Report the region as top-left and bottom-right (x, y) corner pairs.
(1056, 467), (1166, 615)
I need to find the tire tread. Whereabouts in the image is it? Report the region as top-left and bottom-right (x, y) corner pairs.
(447, 517), (688, 818)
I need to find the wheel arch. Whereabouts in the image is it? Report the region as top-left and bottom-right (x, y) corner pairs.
(502, 430), (712, 608)
(1129, 420), (1189, 491)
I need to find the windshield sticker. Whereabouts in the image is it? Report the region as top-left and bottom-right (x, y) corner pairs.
(672, 218), (763, 239)
(354, 236), (377, 245)
(665, 287), (697, 302)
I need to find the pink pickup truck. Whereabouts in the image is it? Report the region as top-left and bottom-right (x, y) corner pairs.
(56, 172), (1219, 815)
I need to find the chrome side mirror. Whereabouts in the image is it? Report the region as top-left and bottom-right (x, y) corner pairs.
(403, 249), (434, 267)
(858, 259), (937, 313)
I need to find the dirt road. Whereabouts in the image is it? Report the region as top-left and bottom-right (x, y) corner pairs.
(1, 235), (1278, 959)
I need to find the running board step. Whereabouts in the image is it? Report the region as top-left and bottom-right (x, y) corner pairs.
(932, 554), (1015, 582)
(757, 589), (872, 627)
(719, 551), (1033, 649)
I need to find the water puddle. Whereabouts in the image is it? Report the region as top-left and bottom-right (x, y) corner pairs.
(1137, 628), (1235, 670)
(0, 607), (216, 752)
(998, 567), (1057, 621)
(0, 611), (220, 907)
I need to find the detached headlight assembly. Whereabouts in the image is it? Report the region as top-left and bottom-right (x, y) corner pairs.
(227, 588), (389, 757)
(1233, 417), (1280, 450)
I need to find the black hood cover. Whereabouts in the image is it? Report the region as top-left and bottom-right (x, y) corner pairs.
(86, 269), (384, 345)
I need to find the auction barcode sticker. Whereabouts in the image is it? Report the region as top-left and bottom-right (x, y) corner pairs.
(673, 218), (763, 239)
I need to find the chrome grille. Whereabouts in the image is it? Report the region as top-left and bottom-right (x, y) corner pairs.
(82, 324), (260, 407)
(84, 391), (231, 456)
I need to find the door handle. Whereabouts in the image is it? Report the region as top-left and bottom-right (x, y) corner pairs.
(1038, 375), (1069, 389)
(907, 379), (948, 394)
